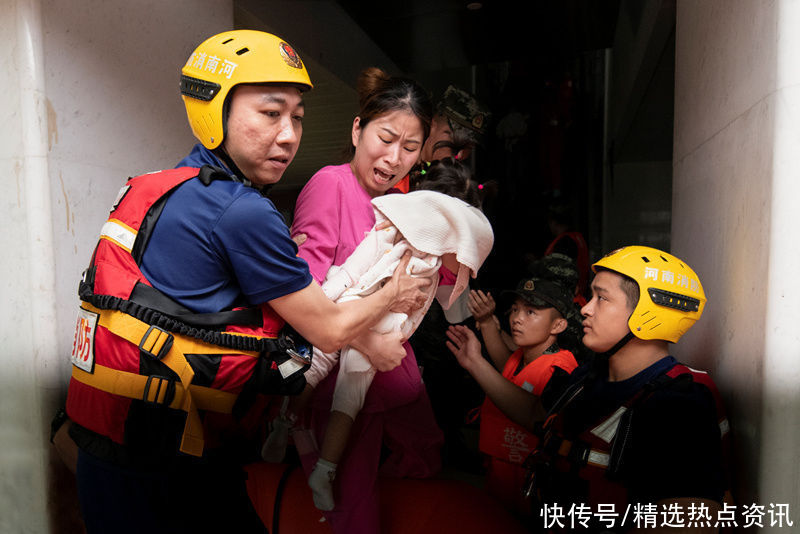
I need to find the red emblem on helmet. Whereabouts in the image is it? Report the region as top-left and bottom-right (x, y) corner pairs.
(279, 42), (303, 69)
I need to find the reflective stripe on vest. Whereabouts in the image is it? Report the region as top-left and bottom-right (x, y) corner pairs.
(66, 166), (289, 457)
(100, 219), (137, 252)
(78, 302), (262, 456)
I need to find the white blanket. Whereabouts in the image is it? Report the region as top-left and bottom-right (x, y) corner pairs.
(305, 191), (494, 416)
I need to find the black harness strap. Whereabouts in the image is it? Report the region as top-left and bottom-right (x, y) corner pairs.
(80, 248), (278, 354)
(129, 282), (262, 328)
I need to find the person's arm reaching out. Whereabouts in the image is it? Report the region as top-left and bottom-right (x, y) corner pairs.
(468, 290), (513, 369)
(446, 325), (545, 430)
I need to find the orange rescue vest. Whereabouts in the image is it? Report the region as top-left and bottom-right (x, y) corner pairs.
(66, 166), (310, 457)
(479, 348), (578, 463)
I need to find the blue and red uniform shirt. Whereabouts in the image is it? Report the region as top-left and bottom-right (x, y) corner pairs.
(140, 144), (312, 313)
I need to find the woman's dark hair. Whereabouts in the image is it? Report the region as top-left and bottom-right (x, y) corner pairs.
(354, 67), (432, 141)
(410, 157), (481, 208)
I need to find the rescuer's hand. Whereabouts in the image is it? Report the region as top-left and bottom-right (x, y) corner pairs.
(386, 251), (431, 315)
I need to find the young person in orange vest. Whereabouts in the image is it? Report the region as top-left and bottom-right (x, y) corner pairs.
(468, 253), (589, 366)
(446, 271), (579, 518)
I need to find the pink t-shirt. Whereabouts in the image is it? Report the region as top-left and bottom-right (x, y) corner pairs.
(291, 164), (444, 534)
(292, 164), (376, 282)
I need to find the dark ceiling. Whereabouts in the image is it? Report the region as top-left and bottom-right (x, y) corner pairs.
(335, 0), (620, 73)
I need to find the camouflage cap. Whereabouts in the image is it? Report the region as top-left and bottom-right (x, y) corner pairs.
(503, 276), (574, 319)
(559, 299), (587, 361)
(437, 85), (491, 145)
(530, 253), (579, 290)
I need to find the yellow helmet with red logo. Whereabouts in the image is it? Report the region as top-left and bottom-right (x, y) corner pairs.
(180, 30), (313, 149)
(592, 246), (706, 343)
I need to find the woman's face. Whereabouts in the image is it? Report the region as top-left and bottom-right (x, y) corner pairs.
(350, 109), (425, 197)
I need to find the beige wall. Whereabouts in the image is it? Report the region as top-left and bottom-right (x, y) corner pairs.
(674, 0), (800, 523)
(0, 1), (232, 531)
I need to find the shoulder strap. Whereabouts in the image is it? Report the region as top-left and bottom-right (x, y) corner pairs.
(544, 356), (607, 420)
(83, 165), (268, 341)
(606, 366), (693, 477)
(541, 374), (587, 425)
(197, 164), (235, 185)
(126, 167), (202, 264)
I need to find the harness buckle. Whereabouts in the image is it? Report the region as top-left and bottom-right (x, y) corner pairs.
(286, 346), (312, 366)
(141, 375), (176, 406)
(138, 325), (174, 360)
(568, 440), (591, 466)
(275, 326), (312, 366)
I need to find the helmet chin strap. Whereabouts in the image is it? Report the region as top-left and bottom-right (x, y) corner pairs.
(602, 331), (635, 358)
(585, 332), (635, 384)
(212, 147), (273, 196)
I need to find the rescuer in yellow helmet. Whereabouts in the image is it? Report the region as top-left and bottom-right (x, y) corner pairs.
(447, 245), (730, 530)
(64, 29), (430, 534)
(180, 29), (312, 150)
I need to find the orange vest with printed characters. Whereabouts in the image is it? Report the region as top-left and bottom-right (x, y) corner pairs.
(479, 348), (577, 515)
(479, 348), (578, 463)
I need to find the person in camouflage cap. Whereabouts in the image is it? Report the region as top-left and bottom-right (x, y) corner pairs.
(396, 86), (490, 194)
(419, 85), (492, 163)
(467, 253), (586, 363)
(449, 269), (580, 517)
(525, 253), (587, 361)
(527, 252), (579, 288)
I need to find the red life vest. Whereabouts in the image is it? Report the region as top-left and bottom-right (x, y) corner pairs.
(394, 174), (411, 194)
(66, 166), (308, 457)
(524, 363), (731, 513)
(479, 348), (577, 515)
(480, 348), (578, 464)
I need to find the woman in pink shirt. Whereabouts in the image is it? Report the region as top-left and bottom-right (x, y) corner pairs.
(290, 67), (443, 533)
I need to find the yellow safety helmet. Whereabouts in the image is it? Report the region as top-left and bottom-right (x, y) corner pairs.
(592, 246), (706, 343)
(180, 30), (313, 150)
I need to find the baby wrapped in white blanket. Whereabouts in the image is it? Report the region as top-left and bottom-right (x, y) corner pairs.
(305, 189), (495, 417)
